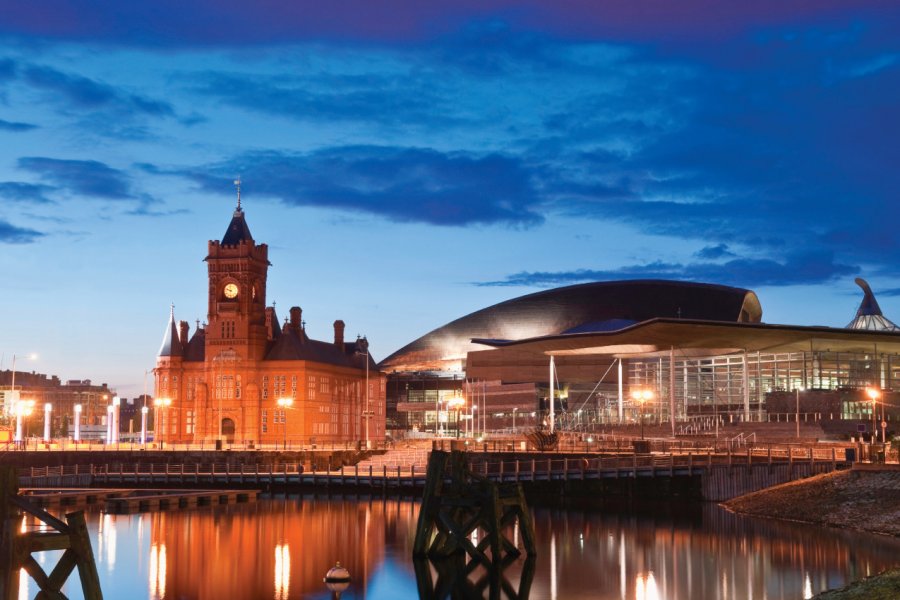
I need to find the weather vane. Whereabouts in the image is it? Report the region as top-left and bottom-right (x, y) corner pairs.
(234, 176), (242, 211)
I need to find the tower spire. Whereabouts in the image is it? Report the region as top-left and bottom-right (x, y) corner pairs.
(234, 176), (242, 212)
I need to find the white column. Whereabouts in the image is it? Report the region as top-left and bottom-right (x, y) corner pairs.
(140, 406), (149, 445)
(106, 405), (113, 443)
(617, 359), (624, 424)
(742, 352), (751, 421)
(14, 403), (23, 442)
(549, 355), (555, 433)
(74, 404), (82, 442)
(670, 347), (676, 436)
(112, 396), (121, 444)
(43, 403), (52, 443)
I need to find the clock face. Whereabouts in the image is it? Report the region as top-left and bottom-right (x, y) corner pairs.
(223, 283), (239, 299)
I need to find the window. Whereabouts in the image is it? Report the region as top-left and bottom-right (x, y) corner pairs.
(262, 409), (268, 433)
(262, 376), (268, 400)
(186, 411), (195, 435)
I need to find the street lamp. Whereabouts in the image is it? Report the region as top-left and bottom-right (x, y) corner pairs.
(111, 396), (120, 444)
(631, 389), (654, 440)
(74, 404), (82, 442)
(277, 397), (293, 450)
(795, 387), (804, 439)
(154, 397), (171, 445)
(43, 403), (52, 443)
(447, 395), (465, 439)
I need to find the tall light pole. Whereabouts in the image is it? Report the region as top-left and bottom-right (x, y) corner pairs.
(105, 405), (113, 443)
(631, 389), (654, 440)
(277, 397), (293, 450)
(512, 407), (517, 432)
(74, 404), (82, 443)
(448, 395), (465, 439)
(866, 388), (880, 455)
(361, 352), (374, 449)
(795, 387), (803, 439)
(43, 403), (52, 443)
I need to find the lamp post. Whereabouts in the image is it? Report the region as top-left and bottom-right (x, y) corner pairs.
(140, 406), (149, 445)
(105, 405), (113, 443)
(472, 405), (478, 439)
(448, 396), (465, 438)
(43, 403), (52, 443)
(866, 388), (880, 457)
(277, 397), (293, 450)
(512, 407), (518, 432)
(795, 387), (803, 439)
(631, 389), (654, 440)
(154, 398), (171, 446)
(74, 404), (82, 443)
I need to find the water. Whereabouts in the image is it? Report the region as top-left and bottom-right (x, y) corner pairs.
(17, 496), (900, 600)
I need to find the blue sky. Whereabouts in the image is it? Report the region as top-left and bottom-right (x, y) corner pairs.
(0, 1), (898, 397)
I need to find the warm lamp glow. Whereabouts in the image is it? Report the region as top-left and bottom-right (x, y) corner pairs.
(866, 387), (881, 401)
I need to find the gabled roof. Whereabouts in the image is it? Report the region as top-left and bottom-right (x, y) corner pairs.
(184, 327), (206, 362)
(265, 324), (373, 369)
(221, 208), (253, 245)
(157, 306), (183, 357)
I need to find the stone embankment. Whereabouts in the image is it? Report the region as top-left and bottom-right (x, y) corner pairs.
(724, 466), (900, 598)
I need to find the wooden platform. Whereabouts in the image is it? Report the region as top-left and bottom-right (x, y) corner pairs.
(19, 488), (258, 513)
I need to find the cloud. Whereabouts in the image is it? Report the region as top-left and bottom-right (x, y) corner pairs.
(0, 220), (43, 244)
(0, 2), (885, 47)
(0, 181), (55, 203)
(695, 244), (736, 260)
(22, 65), (174, 116)
(187, 70), (457, 127)
(17, 157), (134, 199)
(0, 118), (37, 131)
(174, 146), (544, 227)
(479, 251), (858, 289)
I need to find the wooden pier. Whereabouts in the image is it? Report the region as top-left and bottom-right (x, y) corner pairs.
(16, 445), (850, 501)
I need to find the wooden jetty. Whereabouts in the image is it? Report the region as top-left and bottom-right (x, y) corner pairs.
(104, 489), (258, 513)
(0, 467), (103, 600)
(16, 445), (851, 501)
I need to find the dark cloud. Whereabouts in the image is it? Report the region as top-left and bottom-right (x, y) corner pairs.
(0, 220), (43, 244)
(0, 1), (884, 47)
(17, 157), (134, 199)
(172, 146), (543, 227)
(22, 65), (174, 116)
(186, 70), (457, 127)
(0, 181), (55, 203)
(695, 244), (736, 260)
(0, 118), (38, 131)
(479, 251), (858, 289)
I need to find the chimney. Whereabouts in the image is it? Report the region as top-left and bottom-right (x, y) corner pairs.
(334, 320), (345, 347)
(179, 321), (190, 348)
(290, 306), (302, 330)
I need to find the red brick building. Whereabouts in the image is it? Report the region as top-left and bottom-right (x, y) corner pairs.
(153, 201), (385, 446)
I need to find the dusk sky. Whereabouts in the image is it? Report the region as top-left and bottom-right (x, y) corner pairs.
(0, 1), (898, 398)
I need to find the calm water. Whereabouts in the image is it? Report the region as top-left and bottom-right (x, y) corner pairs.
(19, 496), (900, 600)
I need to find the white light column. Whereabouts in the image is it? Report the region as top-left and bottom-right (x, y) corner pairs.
(74, 404), (82, 442)
(14, 402), (24, 442)
(43, 403), (52, 443)
(549, 355), (556, 433)
(140, 406), (149, 445)
(106, 405), (114, 443)
(112, 396), (121, 444)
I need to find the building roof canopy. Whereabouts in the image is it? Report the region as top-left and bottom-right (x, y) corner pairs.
(473, 318), (900, 358)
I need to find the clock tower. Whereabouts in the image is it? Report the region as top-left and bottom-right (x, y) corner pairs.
(204, 187), (270, 362)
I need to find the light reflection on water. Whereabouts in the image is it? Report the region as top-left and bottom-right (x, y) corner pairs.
(20, 496), (900, 600)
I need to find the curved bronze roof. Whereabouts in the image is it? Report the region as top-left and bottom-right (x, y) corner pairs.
(378, 279), (762, 373)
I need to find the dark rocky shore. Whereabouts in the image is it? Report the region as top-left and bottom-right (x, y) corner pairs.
(724, 467), (900, 598)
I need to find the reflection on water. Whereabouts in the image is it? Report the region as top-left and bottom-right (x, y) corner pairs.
(21, 497), (900, 600)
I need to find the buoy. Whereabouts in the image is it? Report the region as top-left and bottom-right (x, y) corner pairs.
(324, 561), (351, 593)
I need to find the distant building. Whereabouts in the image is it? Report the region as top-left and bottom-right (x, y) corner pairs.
(0, 372), (115, 437)
(153, 197), (385, 445)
